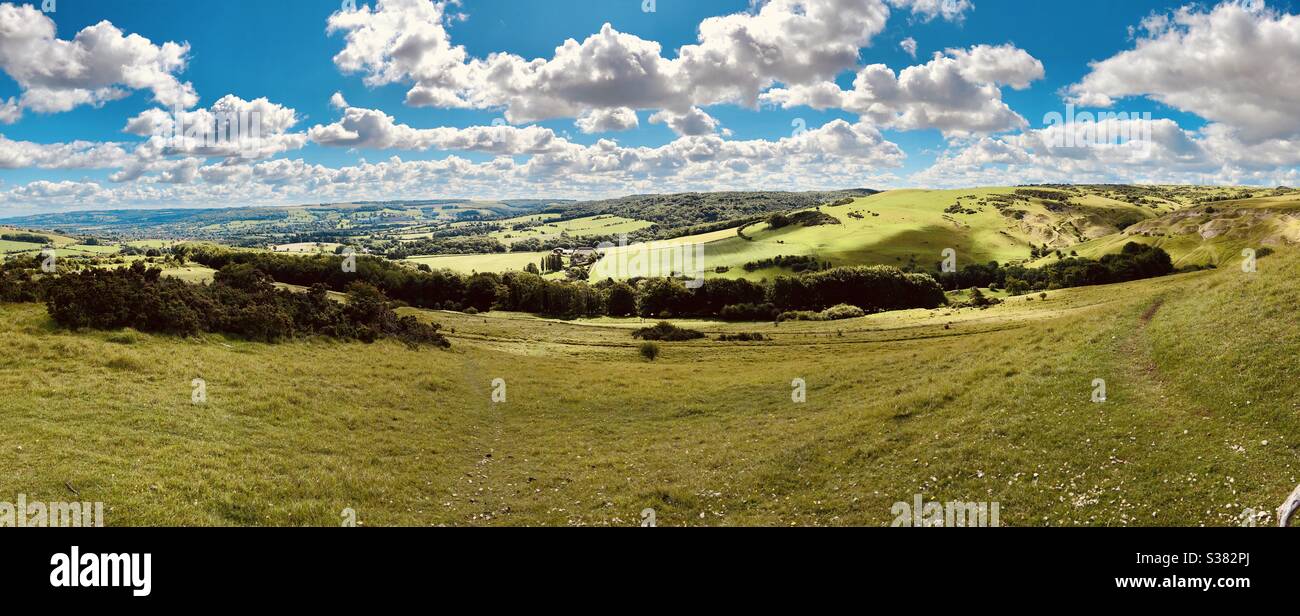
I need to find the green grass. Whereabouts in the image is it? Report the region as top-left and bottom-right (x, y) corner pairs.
(406, 251), (552, 274)
(587, 228), (739, 280)
(0, 239), (45, 254)
(585, 187), (1183, 282)
(491, 214), (653, 246)
(0, 226), (79, 248)
(162, 265), (217, 284)
(126, 240), (179, 249)
(1062, 192), (1300, 267)
(273, 242), (344, 254)
(393, 187), (1287, 280)
(5, 245), (1300, 526)
(947, 287), (1012, 303)
(62, 244), (121, 255)
(711, 189), (1034, 270)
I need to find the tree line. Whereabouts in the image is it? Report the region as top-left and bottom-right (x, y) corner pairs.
(0, 241), (1187, 345)
(186, 246), (949, 320)
(0, 256), (448, 347)
(933, 243), (1177, 292)
(555, 189), (873, 234)
(1, 232), (52, 245)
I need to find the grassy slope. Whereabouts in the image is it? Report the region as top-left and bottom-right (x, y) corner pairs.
(1062, 193), (1300, 267)
(491, 214), (654, 246)
(395, 214), (561, 241)
(596, 187), (1173, 281)
(405, 251), (552, 274)
(692, 189), (1019, 279)
(588, 228), (739, 279)
(162, 265), (218, 284)
(391, 187), (1228, 279)
(400, 214), (657, 274)
(0, 239), (44, 254)
(0, 226), (80, 246)
(4, 249), (1299, 526)
(0, 226), (82, 255)
(273, 242), (345, 254)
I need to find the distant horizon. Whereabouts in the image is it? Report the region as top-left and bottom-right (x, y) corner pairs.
(2, 181), (1285, 223)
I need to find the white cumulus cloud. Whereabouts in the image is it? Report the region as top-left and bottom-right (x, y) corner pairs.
(0, 2), (197, 122)
(1068, 2), (1300, 144)
(762, 44), (1045, 137)
(325, 0), (972, 124)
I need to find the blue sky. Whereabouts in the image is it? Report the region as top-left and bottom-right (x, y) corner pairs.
(0, 0), (1297, 216)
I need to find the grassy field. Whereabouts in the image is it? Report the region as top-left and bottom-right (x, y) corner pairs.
(1, 244), (121, 258)
(62, 244), (122, 255)
(406, 251), (552, 274)
(708, 189), (1032, 271)
(4, 246), (1299, 526)
(579, 187), (1198, 282)
(587, 228), (741, 280)
(162, 265), (218, 284)
(491, 214), (654, 246)
(125, 240), (182, 250)
(274, 242), (344, 254)
(389, 187), (1299, 282)
(0, 226), (80, 247)
(694, 188), (1166, 278)
(0, 239), (45, 254)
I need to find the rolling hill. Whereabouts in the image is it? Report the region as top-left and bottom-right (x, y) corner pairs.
(591, 186), (1214, 281)
(552, 189), (879, 231)
(8, 185), (1296, 280)
(4, 239), (1298, 525)
(0, 199), (572, 245)
(1060, 190), (1300, 267)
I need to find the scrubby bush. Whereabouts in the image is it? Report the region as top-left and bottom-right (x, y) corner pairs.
(632, 321), (705, 341)
(718, 303), (778, 322)
(1004, 277), (1031, 296)
(42, 262), (449, 347)
(779, 304), (866, 322)
(767, 210), (841, 229)
(951, 288), (1003, 309)
(0, 257), (48, 303)
(0, 232), (51, 244)
(717, 332), (768, 342)
(639, 341), (661, 361)
(821, 304), (866, 320)
(743, 255), (827, 273)
(778, 310), (825, 322)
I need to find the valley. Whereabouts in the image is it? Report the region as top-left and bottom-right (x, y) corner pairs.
(2, 184), (1297, 526)
(2, 253), (1295, 526)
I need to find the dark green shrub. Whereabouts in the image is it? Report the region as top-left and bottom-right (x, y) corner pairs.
(632, 321), (705, 342)
(41, 262), (448, 347)
(821, 304), (865, 320)
(719, 303), (778, 322)
(778, 310), (825, 322)
(639, 342), (661, 361)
